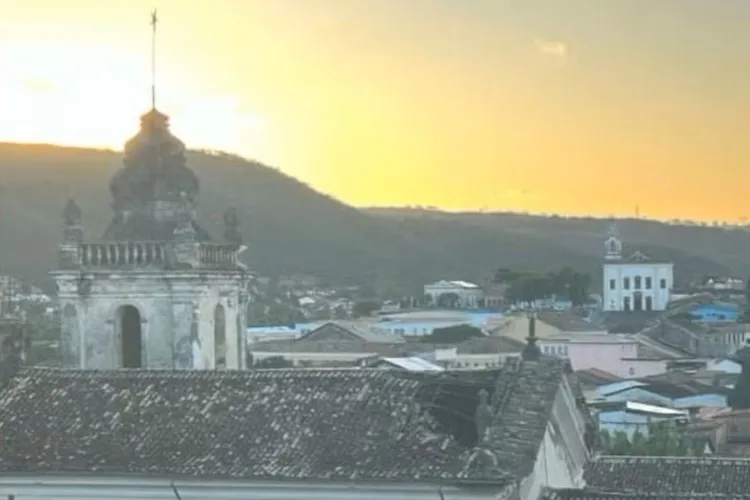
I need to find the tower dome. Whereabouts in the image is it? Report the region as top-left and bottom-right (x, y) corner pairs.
(110, 108), (198, 208)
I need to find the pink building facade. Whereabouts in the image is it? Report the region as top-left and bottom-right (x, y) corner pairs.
(539, 334), (666, 378)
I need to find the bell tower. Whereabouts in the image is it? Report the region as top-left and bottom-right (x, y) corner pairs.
(50, 12), (251, 370)
(604, 222), (622, 261)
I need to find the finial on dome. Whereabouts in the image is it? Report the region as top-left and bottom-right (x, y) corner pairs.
(62, 198), (82, 227)
(223, 207), (242, 247)
(150, 9), (159, 111)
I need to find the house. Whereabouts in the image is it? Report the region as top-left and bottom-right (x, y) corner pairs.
(364, 356), (445, 372)
(538, 333), (639, 376)
(574, 368), (622, 391)
(542, 455), (750, 499)
(597, 377), (729, 408)
(592, 400), (689, 437)
(424, 280), (485, 308)
(601, 223), (674, 313)
(300, 321), (406, 343)
(0, 355), (594, 500)
(489, 314), (592, 343)
(248, 333), (524, 368)
(640, 318), (750, 357)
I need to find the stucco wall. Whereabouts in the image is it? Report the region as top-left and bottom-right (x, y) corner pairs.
(602, 262), (673, 312)
(519, 377), (589, 500)
(53, 270), (247, 370)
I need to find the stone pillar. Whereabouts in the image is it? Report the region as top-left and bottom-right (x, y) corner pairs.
(172, 301), (194, 369)
(60, 303), (80, 368)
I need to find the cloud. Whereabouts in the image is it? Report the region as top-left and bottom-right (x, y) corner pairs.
(534, 38), (568, 59)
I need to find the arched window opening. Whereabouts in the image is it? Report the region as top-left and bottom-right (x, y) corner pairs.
(117, 305), (142, 368)
(214, 304), (227, 369)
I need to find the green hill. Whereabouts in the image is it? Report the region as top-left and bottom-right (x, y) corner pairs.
(0, 143), (743, 294)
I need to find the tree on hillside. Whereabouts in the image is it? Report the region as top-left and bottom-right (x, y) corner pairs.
(493, 268), (521, 284)
(421, 324), (483, 344)
(502, 267), (592, 305)
(352, 300), (380, 318)
(551, 267), (592, 306)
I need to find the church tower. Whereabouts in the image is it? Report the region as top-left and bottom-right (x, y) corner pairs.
(51, 110), (250, 370)
(50, 12), (250, 370)
(604, 222), (622, 261)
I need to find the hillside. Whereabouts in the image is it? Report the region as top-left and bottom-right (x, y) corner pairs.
(0, 143), (743, 293)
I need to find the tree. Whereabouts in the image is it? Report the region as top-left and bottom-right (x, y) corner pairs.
(502, 267), (592, 306)
(352, 300), (380, 318)
(422, 324), (483, 343)
(493, 268), (521, 284)
(599, 421), (694, 456)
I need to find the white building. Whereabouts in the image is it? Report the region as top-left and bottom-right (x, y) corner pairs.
(602, 224), (673, 312)
(424, 280), (484, 308)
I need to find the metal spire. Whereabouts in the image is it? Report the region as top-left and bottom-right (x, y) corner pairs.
(150, 9), (159, 110)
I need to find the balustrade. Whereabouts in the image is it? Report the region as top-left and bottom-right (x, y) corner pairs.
(78, 242), (166, 267)
(198, 243), (238, 267)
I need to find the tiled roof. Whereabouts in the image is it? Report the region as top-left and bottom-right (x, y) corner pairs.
(542, 488), (750, 500)
(250, 336), (524, 356)
(601, 312), (662, 334)
(583, 456), (750, 495)
(0, 358), (573, 482)
(575, 368), (622, 387)
(537, 312), (600, 332)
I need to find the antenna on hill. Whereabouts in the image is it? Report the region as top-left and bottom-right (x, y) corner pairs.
(150, 9), (159, 110)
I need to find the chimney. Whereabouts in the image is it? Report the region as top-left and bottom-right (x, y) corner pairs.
(521, 313), (541, 361)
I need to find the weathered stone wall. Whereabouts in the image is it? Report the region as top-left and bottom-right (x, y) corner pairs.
(53, 270), (247, 370)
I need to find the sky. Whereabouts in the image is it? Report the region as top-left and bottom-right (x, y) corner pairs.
(1, 1), (750, 221)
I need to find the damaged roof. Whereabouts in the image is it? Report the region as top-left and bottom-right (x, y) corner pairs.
(0, 358), (575, 483)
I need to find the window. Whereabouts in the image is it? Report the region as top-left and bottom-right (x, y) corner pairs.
(645, 296), (653, 311)
(623, 277), (630, 290)
(609, 279), (616, 290)
(629, 367), (635, 376)
(624, 297), (631, 311)
(634, 276), (641, 289)
(645, 277), (652, 289)
(660, 278), (667, 289)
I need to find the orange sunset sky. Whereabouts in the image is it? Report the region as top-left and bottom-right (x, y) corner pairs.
(1, 1), (749, 221)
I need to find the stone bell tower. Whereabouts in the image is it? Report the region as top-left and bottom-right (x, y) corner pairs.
(50, 108), (251, 370)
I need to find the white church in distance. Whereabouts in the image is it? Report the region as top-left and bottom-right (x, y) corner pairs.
(601, 223), (674, 312)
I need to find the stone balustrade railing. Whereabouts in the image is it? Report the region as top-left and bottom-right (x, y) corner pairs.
(78, 242), (166, 267)
(71, 241), (239, 269)
(198, 243), (238, 267)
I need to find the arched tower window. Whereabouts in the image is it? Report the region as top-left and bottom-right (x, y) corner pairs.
(214, 304), (226, 369)
(116, 305), (142, 368)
